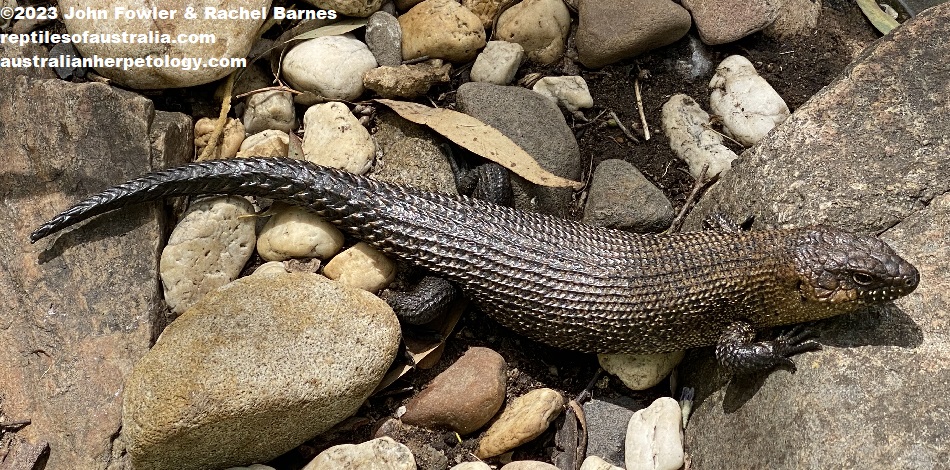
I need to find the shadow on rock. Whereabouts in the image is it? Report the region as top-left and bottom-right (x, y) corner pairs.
(813, 303), (923, 348)
(36, 207), (156, 264)
(682, 303), (922, 413)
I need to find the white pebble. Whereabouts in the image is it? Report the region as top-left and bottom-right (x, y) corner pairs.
(257, 203), (345, 261)
(450, 463), (492, 470)
(323, 242), (397, 293)
(302, 102), (376, 174)
(252, 261), (291, 276)
(471, 41), (525, 85)
(709, 55), (790, 147)
(282, 36), (377, 101)
(532, 76), (594, 112)
(598, 351), (685, 391)
(661, 93), (739, 180)
(303, 437), (415, 470)
(580, 456), (624, 470)
(159, 196), (256, 313)
(243, 90), (295, 134)
(194, 117), (244, 159)
(625, 397), (684, 470)
(237, 130), (289, 158)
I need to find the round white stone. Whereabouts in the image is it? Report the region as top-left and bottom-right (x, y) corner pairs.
(709, 55), (790, 147)
(283, 36), (378, 101)
(257, 203), (345, 261)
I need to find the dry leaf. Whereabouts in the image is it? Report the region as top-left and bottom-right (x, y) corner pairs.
(285, 18), (368, 42)
(375, 99), (585, 190)
(371, 298), (467, 394)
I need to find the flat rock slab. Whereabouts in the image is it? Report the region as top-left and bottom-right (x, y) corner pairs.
(681, 5), (950, 468)
(0, 43), (191, 470)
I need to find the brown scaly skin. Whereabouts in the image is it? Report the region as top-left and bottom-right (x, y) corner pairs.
(30, 158), (920, 373)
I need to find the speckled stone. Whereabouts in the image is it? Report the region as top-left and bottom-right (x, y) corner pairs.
(123, 273), (400, 470)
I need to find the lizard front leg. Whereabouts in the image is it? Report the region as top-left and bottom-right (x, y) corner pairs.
(716, 321), (822, 374)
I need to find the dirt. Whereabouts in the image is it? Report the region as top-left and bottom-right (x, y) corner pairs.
(141, 3), (882, 468)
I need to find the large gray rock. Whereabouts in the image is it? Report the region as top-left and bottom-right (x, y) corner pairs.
(455, 82), (581, 217)
(681, 5), (950, 468)
(0, 43), (191, 470)
(123, 273), (401, 470)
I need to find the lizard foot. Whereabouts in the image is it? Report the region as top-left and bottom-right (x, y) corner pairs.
(716, 321), (822, 375)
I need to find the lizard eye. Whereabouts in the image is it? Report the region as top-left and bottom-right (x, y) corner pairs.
(852, 272), (874, 286)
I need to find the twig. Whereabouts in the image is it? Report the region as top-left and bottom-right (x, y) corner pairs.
(701, 123), (743, 147)
(197, 72), (237, 161)
(234, 84), (303, 99)
(608, 110), (639, 143)
(401, 55), (431, 65)
(634, 76), (650, 140)
(668, 164), (720, 233)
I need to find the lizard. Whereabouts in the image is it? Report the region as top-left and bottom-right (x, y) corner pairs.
(30, 157), (920, 373)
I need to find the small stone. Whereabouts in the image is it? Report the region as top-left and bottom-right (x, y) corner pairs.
(400, 0), (487, 62)
(660, 93), (738, 179)
(501, 462), (560, 470)
(283, 36), (378, 101)
(598, 352), (685, 391)
(583, 159), (674, 232)
(363, 60), (452, 99)
(243, 90), (296, 135)
(306, 0), (385, 17)
(531, 76), (594, 112)
(195, 117), (245, 159)
(225, 465), (277, 470)
(302, 102), (376, 174)
(123, 274), (400, 470)
(232, 64), (274, 98)
(323, 242), (397, 293)
(763, 0), (821, 38)
(159, 196), (257, 314)
(625, 397), (684, 470)
(682, 0), (782, 45)
(584, 397), (639, 467)
(237, 130), (290, 158)
(576, 0), (691, 68)
(366, 11), (403, 66)
(580, 456), (624, 470)
(401, 347), (507, 435)
(371, 125), (458, 195)
(303, 437), (416, 469)
(462, 0), (508, 28)
(450, 462), (493, 470)
(471, 41), (525, 85)
(708, 55), (790, 146)
(252, 261), (291, 276)
(495, 0), (571, 64)
(476, 388), (566, 458)
(257, 203), (345, 261)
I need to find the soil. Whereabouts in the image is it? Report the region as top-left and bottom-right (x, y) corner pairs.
(143, 2), (881, 468)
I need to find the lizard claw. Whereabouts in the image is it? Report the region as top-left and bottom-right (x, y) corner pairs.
(717, 322), (823, 375)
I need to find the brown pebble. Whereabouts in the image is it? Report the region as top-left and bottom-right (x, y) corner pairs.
(401, 347), (507, 434)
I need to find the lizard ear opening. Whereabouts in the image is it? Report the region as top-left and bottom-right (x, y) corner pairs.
(796, 279), (809, 303)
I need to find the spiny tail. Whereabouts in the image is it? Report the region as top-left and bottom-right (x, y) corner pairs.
(30, 158), (359, 243)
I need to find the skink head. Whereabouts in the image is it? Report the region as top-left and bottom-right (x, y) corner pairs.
(794, 227), (919, 307)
